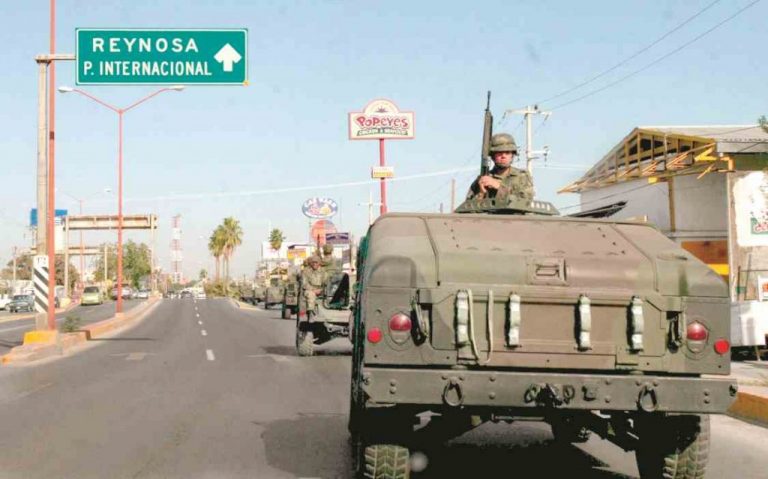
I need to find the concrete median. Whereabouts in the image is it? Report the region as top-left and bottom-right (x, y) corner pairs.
(1, 297), (161, 365)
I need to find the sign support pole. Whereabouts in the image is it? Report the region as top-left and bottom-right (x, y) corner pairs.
(379, 139), (387, 215)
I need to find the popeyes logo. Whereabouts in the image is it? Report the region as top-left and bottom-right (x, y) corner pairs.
(349, 99), (415, 140)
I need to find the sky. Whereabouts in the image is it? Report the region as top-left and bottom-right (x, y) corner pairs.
(0, 0), (766, 279)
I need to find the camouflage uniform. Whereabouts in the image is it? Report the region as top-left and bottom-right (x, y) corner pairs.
(466, 132), (534, 202)
(301, 265), (328, 312)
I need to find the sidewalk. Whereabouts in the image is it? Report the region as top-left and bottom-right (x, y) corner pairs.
(726, 361), (768, 426)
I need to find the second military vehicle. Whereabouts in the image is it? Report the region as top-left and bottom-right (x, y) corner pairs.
(282, 277), (299, 319)
(295, 270), (353, 356)
(264, 276), (285, 310)
(348, 195), (738, 478)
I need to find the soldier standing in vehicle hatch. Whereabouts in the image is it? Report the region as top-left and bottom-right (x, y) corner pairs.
(301, 255), (327, 314)
(466, 133), (534, 201)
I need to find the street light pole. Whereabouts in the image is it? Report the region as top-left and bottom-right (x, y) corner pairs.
(58, 85), (184, 314)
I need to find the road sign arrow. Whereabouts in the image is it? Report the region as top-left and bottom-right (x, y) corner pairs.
(214, 43), (242, 72)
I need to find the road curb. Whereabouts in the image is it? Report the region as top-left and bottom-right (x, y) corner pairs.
(1, 297), (161, 366)
(232, 299), (260, 311)
(728, 391), (768, 426)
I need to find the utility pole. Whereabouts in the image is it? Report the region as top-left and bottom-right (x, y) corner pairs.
(12, 247), (17, 285)
(505, 105), (552, 175)
(450, 178), (456, 212)
(358, 190), (381, 226)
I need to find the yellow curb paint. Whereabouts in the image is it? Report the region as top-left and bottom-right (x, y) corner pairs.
(23, 330), (59, 345)
(728, 392), (768, 425)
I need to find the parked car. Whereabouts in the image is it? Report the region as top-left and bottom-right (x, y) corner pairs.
(137, 289), (150, 299)
(7, 295), (34, 313)
(81, 286), (104, 306)
(0, 294), (11, 310)
(180, 290), (193, 299)
(110, 286), (133, 300)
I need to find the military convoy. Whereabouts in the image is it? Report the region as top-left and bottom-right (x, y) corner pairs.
(282, 277), (299, 319)
(347, 194), (737, 479)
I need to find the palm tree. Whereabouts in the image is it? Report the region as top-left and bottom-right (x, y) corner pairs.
(208, 227), (226, 281)
(269, 228), (285, 251)
(220, 217), (243, 283)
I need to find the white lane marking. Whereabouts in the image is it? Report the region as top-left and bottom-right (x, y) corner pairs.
(126, 352), (147, 361)
(206, 349), (215, 361)
(196, 313), (200, 318)
(247, 354), (291, 362)
(201, 330), (207, 336)
(198, 320), (203, 325)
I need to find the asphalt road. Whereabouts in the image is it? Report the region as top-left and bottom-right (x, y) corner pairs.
(0, 299), (141, 355)
(0, 298), (764, 478)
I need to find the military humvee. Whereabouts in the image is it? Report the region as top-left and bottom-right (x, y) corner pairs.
(282, 277), (299, 319)
(295, 270), (353, 357)
(348, 196), (738, 479)
(264, 277), (285, 310)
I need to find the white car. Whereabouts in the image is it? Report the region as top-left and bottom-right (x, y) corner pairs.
(0, 294), (11, 310)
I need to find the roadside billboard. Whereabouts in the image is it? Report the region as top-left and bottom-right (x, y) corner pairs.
(302, 197), (338, 219)
(348, 99), (415, 140)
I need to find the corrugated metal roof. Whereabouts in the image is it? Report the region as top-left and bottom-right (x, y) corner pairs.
(639, 125), (768, 154)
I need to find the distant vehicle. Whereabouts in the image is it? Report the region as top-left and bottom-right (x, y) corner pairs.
(137, 289), (150, 299)
(110, 286), (133, 300)
(264, 277), (285, 309)
(81, 286), (103, 306)
(7, 295), (34, 313)
(0, 294), (11, 310)
(180, 290), (193, 299)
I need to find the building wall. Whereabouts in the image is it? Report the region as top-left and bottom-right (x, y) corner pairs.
(580, 180), (671, 230)
(670, 172), (727, 238)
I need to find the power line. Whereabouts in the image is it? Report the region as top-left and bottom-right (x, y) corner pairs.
(549, 0), (762, 110)
(536, 0), (724, 105)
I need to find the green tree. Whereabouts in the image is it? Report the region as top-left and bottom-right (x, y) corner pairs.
(199, 269), (208, 281)
(123, 241), (152, 289)
(759, 115), (768, 133)
(208, 226), (226, 281)
(1, 253), (79, 291)
(269, 228), (285, 251)
(220, 217), (243, 283)
(93, 244), (118, 282)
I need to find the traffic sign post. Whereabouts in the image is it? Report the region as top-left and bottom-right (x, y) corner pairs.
(76, 28), (247, 85)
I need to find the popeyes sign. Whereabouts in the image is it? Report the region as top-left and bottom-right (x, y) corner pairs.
(348, 99), (415, 140)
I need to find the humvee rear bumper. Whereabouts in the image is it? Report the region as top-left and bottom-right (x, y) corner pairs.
(361, 367), (738, 414)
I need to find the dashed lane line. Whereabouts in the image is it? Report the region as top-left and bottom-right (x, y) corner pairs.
(206, 349), (215, 361)
(198, 320), (203, 325)
(201, 330), (207, 336)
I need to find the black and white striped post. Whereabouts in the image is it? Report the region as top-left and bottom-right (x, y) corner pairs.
(33, 255), (50, 328)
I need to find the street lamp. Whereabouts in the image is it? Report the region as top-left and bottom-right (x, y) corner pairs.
(58, 86), (184, 314)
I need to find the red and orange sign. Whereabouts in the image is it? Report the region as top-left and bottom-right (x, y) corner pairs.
(349, 99), (415, 140)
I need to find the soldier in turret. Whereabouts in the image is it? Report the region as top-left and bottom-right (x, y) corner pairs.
(466, 133), (533, 201)
(301, 255), (328, 315)
(321, 243), (340, 272)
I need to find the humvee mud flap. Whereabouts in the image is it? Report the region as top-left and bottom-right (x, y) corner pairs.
(350, 210), (737, 479)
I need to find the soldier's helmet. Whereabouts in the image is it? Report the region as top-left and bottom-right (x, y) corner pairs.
(308, 255), (321, 265)
(489, 133), (518, 154)
(322, 244), (333, 255)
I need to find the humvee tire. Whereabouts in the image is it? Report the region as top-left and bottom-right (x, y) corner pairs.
(363, 444), (410, 479)
(635, 414), (710, 479)
(296, 324), (314, 357)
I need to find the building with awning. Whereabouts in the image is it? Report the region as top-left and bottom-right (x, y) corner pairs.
(561, 124), (768, 348)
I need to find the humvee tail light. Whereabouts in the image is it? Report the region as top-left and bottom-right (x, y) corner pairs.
(389, 313), (412, 331)
(367, 328), (383, 344)
(577, 295), (592, 350)
(686, 322), (708, 341)
(506, 293), (521, 347)
(388, 313), (412, 345)
(714, 339), (730, 355)
(456, 290), (470, 346)
(685, 321), (708, 354)
(629, 296), (644, 351)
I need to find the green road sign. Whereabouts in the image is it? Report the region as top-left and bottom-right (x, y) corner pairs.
(76, 28), (247, 85)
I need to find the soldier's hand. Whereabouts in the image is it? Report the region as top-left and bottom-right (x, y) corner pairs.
(478, 176), (501, 191)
